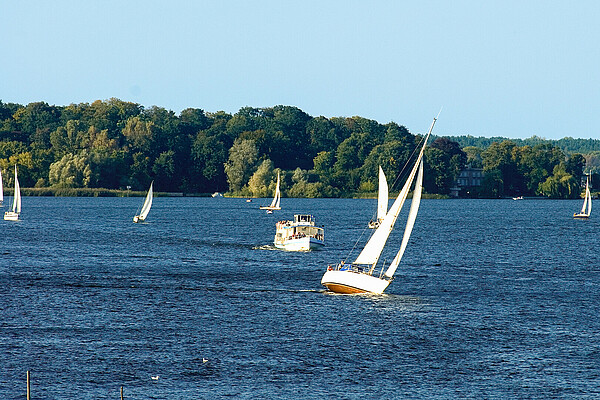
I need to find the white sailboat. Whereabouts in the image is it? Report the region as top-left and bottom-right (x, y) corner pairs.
(321, 116), (437, 294)
(133, 181), (153, 223)
(574, 177), (592, 219)
(259, 172), (281, 212)
(368, 166), (389, 228)
(4, 165), (21, 221)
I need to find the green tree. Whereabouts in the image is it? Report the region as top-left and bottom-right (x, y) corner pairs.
(306, 116), (338, 155)
(48, 152), (92, 187)
(88, 98), (142, 141)
(564, 153), (585, 184)
(87, 149), (127, 188)
(179, 108), (210, 135)
(312, 151), (335, 185)
(122, 116), (155, 153)
(13, 102), (61, 148)
(423, 138), (466, 194)
(539, 164), (578, 198)
(247, 159), (274, 197)
(482, 141), (520, 196)
(361, 140), (416, 190)
(50, 119), (87, 156)
(192, 132), (228, 191)
(463, 146), (483, 168)
(224, 138), (258, 192)
(129, 152), (152, 190)
(480, 169), (504, 198)
(152, 150), (176, 191)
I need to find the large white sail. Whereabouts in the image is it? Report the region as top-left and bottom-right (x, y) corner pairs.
(384, 159), (424, 278)
(0, 168), (3, 203)
(139, 181), (153, 220)
(377, 166), (388, 221)
(578, 178), (592, 216)
(272, 172), (281, 208)
(353, 119), (435, 266)
(13, 166), (21, 213)
(580, 183), (588, 215)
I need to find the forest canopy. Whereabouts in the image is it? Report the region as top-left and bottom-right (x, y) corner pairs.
(0, 99), (593, 199)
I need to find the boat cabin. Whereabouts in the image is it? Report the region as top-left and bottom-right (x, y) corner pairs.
(275, 214), (324, 244)
(294, 214), (314, 225)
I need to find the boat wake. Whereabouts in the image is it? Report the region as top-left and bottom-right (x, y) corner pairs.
(252, 244), (278, 251)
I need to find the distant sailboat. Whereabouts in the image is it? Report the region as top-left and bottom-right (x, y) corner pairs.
(133, 181), (153, 223)
(368, 166), (389, 229)
(4, 165), (21, 221)
(574, 177), (592, 219)
(321, 116), (437, 294)
(260, 172), (281, 212)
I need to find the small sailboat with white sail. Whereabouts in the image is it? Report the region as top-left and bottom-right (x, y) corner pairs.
(368, 166), (389, 229)
(133, 181), (153, 223)
(4, 165), (21, 221)
(260, 172), (281, 213)
(573, 177), (592, 219)
(321, 116), (437, 294)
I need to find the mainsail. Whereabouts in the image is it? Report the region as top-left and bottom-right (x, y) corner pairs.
(139, 181), (153, 220)
(13, 166), (21, 213)
(0, 168), (3, 203)
(581, 178), (591, 215)
(268, 172), (281, 208)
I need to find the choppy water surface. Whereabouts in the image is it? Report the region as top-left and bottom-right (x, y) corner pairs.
(1, 197), (599, 399)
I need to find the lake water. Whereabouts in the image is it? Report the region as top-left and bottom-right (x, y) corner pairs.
(1, 197), (599, 399)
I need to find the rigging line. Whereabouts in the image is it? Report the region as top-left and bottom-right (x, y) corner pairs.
(345, 217), (372, 264)
(387, 133), (428, 194)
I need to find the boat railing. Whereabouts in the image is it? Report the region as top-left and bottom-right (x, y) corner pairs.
(328, 262), (368, 274)
(327, 261), (391, 280)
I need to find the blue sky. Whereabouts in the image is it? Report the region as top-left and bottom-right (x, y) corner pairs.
(1, 1), (598, 139)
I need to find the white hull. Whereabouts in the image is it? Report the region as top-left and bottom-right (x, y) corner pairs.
(573, 213), (589, 219)
(274, 236), (324, 251)
(274, 214), (324, 251)
(321, 269), (390, 294)
(133, 215), (145, 223)
(4, 211), (19, 221)
(260, 206), (281, 210)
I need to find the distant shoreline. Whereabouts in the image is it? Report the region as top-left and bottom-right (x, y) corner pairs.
(2, 188), (588, 199)
(6, 187), (193, 197)
(4, 188), (451, 199)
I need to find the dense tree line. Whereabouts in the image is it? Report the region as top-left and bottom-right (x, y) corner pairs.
(463, 141), (587, 198)
(0, 99), (589, 199)
(446, 135), (600, 165)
